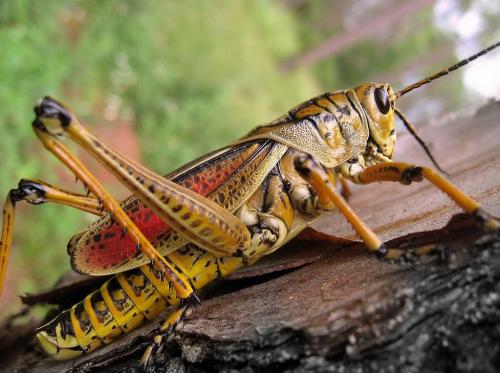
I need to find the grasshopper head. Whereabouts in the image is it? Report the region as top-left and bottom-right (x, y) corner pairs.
(355, 83), (396, 159)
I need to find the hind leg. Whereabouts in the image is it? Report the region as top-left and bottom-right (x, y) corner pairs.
(349, 162), (499, 230)
(29, 99), (195, 298)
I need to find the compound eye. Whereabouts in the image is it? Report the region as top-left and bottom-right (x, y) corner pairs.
(374, 87), (390, 115)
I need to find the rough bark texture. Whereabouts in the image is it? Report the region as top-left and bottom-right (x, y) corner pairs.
(1, 100), (500, 373)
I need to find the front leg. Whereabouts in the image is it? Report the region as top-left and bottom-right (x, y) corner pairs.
(294, 155), (485, 262)
(346, 162), (499, 230)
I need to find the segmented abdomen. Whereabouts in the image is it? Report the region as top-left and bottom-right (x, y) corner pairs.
(36, 245), (243, 360)
(36, 262), (181, 359)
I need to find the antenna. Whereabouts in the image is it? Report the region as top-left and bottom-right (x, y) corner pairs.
(394, 108), (448, 175)
(395, 41), (500, 99)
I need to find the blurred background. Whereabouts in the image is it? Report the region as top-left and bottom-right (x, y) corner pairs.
(0, 0), (499, 317)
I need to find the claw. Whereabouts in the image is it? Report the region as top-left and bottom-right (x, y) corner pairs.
(140, 334), (164, 367)
(474, 208), (500, 231)
(182, 292), (201, 308)
(140, 300), (194, 368)
(374, 244), (442, 265)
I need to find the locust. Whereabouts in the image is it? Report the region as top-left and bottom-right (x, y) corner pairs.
(1, 42), (499, 364)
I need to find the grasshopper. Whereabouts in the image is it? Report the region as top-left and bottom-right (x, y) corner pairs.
(0, 42), (499, 363)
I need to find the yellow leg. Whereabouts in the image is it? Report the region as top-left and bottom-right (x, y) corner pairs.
(0, 194), (15, 297)
(140, 304), (190, 367)
(13, 178), (102, 215)
(0, 179), (105, 296)
(294, 155), (465, 261)
(339, 175), (352, 200)
(32, 103), (193, 299)
(355, 162), (500, 230)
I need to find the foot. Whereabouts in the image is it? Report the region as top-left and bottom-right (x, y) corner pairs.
(474, 208), (500, 231)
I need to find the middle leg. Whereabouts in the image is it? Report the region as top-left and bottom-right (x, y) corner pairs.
(350, 162), (499, 230)
(10, 178), (103, 215)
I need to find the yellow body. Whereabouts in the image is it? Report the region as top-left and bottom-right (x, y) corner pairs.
(11, 80), (496, 360)
(36, 85), (391, 359)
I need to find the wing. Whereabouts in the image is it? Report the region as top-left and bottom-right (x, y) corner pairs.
(69, 90), (367, 276)
(69, 140), (288, 275)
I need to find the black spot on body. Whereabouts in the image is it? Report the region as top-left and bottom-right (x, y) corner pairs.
(191, 220), (202, 228)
